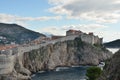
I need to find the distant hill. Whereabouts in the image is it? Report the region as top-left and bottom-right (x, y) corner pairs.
(104, 39), (120, 48)
(0, 23), (45, 44)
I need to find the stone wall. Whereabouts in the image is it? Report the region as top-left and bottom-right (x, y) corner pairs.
(0, 34), (102, 75)
(0, 34), (106, 80)
(0, 35), (79, 74)
(80, 34), (102, 45)
(22, 36), (111, 73)
(66, 30), (102, 45)
(0, 54), (15, 74)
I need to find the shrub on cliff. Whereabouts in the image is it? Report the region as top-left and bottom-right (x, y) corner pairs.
(74, 37), (84, 48)
(86, 67), (102, 80)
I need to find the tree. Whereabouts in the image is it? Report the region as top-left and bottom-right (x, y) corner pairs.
(86, 66), (102, 80)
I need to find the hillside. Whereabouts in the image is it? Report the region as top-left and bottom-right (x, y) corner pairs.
(0, 23), (45, 44)
(104, 39), (120, 48)
(98, 50), (120, 80)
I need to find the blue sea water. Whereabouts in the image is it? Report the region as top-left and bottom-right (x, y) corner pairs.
(107, 48), (119, 54)
(31, 66), (88, 80)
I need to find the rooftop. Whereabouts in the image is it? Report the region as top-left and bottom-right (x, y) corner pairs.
(0, 45), (17, 51)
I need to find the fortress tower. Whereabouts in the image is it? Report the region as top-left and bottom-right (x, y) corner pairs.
(66, 29), (82, 36)
(66, 29), (103, 45)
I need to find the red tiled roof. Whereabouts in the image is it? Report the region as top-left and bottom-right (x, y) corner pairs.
(89, 32), (93, 35)
(67, 29), (76, 32)
(0, 45), (16, 50)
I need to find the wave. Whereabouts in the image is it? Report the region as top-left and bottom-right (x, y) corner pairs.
(55, 66), (70, 71)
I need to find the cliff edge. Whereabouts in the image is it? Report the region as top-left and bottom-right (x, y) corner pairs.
(0, 35), (112, 80)
(23, 37), (112, 72)
(98, 50), (120, 80)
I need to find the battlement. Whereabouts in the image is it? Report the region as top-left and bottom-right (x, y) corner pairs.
(66, 29), (102, 45)
(80, 33), (103, 45)
(66, 29), (82, 36)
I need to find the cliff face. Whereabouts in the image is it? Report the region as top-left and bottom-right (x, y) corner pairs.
(0, 37), (112, 80)
(98, 50), (120, 80)
(22, 37), (111, 72)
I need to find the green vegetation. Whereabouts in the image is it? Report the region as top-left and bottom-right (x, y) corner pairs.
(67, 40), (74, 47)
(104, 58), (111, 69)
(104, 39), (120, 48)
(74, 37), (84, 48)
(93, 43), (108, 52)
(29, 50), (38, 60)
(86, 67), (102, 80)
(93, 43), (102, 48)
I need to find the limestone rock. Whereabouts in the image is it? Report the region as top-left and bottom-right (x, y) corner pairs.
(22, 37), (112, 72)
(0, 36), (112, 80)
(98, 50), (120, 80)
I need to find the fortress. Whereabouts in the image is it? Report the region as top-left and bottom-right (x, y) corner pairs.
(66, 29), (103, 45)
(0, 29), (103, 76)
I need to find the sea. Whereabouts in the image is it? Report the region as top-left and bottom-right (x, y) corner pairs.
(31, 66), (88, 80)
(31, 48), (119, 80)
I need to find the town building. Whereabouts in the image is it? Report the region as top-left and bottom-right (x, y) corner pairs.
(66, 29), (82, 36)
(51, 35), (65, 40)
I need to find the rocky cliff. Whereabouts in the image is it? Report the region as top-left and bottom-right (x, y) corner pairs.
(0, 36), (112, 80)
(98, 50), (120, 80)
(23, 37), (111, 72)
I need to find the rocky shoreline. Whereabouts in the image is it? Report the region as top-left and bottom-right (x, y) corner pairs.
(98, 50), (120, 80)
(0, 36), (112, 80)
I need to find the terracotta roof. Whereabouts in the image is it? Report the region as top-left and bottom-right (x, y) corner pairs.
(67, 29), (76, 32)
(89, 32), (93, 35)
(0, 45), (16, 50)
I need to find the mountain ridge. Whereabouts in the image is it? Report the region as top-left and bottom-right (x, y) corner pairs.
(104, 39), (120, 48)
(0, 23), (45, 44)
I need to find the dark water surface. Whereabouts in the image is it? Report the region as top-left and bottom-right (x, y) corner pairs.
(31, 66), (88, 80)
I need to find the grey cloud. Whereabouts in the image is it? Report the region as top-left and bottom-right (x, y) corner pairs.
(64, 0), (120, 15)
(0, 13), (62, 26)
(49, 0), (120, 23)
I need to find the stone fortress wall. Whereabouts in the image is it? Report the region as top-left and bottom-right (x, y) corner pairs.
(0, 49), (16, 74)
(80, 33), (102, 45)
(0, 35), (79, 75)
(66, 29), (103, 45)
(0, 30), (103, 75)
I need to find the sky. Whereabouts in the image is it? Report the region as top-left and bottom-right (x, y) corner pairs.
(0, 0), (120, 42)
